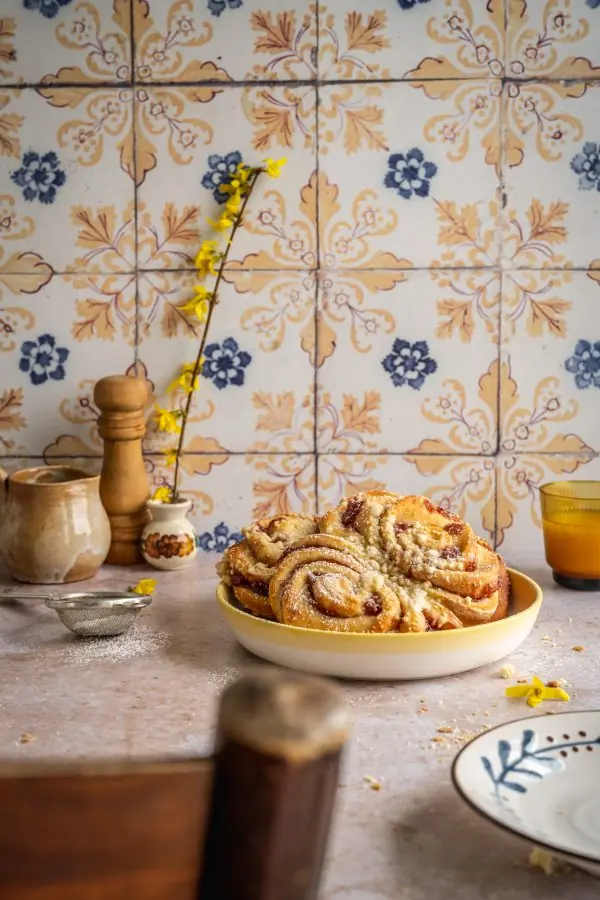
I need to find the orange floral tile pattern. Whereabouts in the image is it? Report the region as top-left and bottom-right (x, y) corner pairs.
(1, 0), (599, 550)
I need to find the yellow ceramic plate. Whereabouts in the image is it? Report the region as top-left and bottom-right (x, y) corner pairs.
(216, 569), (543, 680)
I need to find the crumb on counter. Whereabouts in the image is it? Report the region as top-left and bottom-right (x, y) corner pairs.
(364, 775), (381, 791)
(529, 848), (556, 875)
(499, 664), (516, 679)
(437, 726), (454, 734)
(529, 846), (570, 875)
(572, 646), (585, 653)
(18, 732), (35, 745)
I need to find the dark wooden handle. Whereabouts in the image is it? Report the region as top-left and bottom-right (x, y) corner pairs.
(199, 667), (350, 900)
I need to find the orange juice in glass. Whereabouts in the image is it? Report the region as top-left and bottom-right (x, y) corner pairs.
(540, 481), (600, 590)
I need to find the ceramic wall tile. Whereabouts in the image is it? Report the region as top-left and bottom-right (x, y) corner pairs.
(317, 80), (501, 269)
(0, 455), (101, 476)
(0, 274), (134, 458)
(138, 270), (316, 454)
(146, 452), (317, 544)
(317, 453), (496, 543)
(500, 270), (600, 457)
(135, 84), (316, 267)
(495, 453), (600, 566)
(317, 1), (506, 83)
(506, 0), (600, 81)
(133, 0), (317, 83)
(0, 87), (136, 273)
(502, 81), (600, 269)
(1, 0), (132, 87)
(316, 269), (499, 454)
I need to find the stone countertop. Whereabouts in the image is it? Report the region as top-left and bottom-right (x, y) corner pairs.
(0, 557), (598, 899)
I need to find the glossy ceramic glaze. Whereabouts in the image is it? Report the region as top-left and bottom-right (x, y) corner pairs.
(452, 711), (600, 878)
(0, 465), (111, 584)
(141, 499), (198, 571)
(216, 569), (542, 680)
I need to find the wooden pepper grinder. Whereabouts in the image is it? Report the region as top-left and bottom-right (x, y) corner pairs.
(94, 375), (150, 565)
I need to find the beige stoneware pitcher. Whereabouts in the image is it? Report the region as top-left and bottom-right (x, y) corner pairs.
(0, 465), (111, 584)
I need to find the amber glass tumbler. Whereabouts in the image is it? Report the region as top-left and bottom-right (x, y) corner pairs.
(540, 481), (600, 590)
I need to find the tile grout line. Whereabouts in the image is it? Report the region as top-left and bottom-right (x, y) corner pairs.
(3, 265), (597, 279)
(494, 22), (509, 549)
(130, 0), (140, 370)
(4, 76), (600, 91)
(313, 0), (321, 515)
(2, 265), (597, 277)
(2, 451), (596, 460)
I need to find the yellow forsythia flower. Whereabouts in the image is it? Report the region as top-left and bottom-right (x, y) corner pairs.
(131, 578), (157, 595)
(181, 287), (211, 322)
(221, 165), (251, 195)
(263, 157), (287, 178)
(235, 161), (252, 182)
(169, 362), (199, 394)
(152, 485), (172, 503)
(208, 213), (235, 232)
(505, 675), (570, 708)
(155, 407), (182, 434)
(163, 448), (178, 467)
(224, 191), (242, 217)
(195, 240), (221, 277)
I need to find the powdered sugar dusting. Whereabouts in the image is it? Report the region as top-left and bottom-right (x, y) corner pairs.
(59, 625), (169, 663)
(0, 623), (169, 664)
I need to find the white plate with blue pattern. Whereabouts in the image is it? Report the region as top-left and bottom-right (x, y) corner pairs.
(452, 711), (600, 877)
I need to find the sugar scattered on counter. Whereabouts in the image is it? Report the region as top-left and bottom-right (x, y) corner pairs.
(55, 625), (170, 663)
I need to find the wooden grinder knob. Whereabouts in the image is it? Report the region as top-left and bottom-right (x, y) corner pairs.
(200, 667), (351, 900)
(94, 375), (150, 566)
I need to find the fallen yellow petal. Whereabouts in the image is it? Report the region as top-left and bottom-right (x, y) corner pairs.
(131, 578), (157, 595)
(505, 685), (531, 699)
(544, 687), (571, 702)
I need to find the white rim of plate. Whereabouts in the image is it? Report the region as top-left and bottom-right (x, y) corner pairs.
(451, 710), (600, 868)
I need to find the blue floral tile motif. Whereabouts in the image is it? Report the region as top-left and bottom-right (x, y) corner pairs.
(385, 149), (437, 199)
(565, 340), (600, 389)
(197, 522), (243, 552)
(482, 729), (600, 802)
(201, 152), (243, 203)
(23, 0), (74, 19)
(207, 0), (244, 15)
(11, 151), (67, 204)
(382, 339), (437, 390)
(397, 0), (433, 9)
(570, 142), (600, 191)
(586, 0), (600, 9)
(202, 337), (252, 390)
(19, 334), (69, 386)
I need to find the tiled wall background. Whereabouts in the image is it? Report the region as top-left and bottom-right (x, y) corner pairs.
(1, 0), (599, 560)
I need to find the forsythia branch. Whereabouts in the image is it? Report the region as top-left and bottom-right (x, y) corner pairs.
(153, 157), (287, 503)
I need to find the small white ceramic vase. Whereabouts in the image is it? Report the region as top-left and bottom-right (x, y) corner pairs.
(141, 499), (198, 570)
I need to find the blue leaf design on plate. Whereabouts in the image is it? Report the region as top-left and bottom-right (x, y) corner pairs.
(503, 781), (527, 794)
(498, 740), (511, 769)
(521, 729), (535, 754)
(481, 756), (494, 780)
